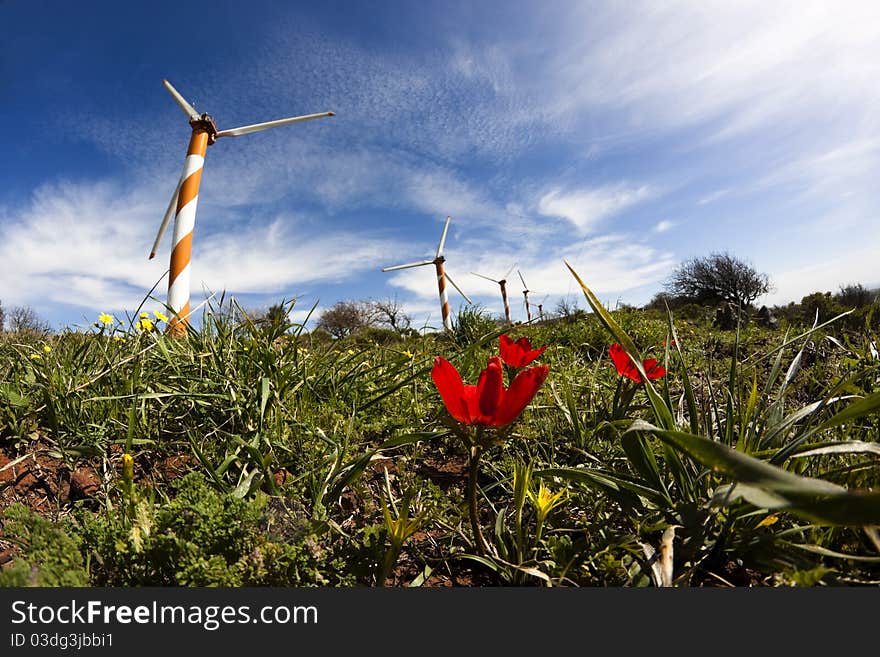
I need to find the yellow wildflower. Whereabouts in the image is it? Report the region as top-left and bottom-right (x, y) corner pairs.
(756, 514), (779, 528)
(137, 318), (155, 332)
(122, 453), (134, 484)
(528, 482), (566, 525)
(98, 313), (115, 326)
(29, 353), (42, 361)
(154, 310), (169, 323)
(113, 336), (125, 342)
(43, 345), (52, 353)
(139, 311), (150, 319)
(347, 349), (355, 355)
(403, 350), (414, 358)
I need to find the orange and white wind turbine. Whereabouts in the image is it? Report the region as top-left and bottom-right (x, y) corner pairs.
(518, 269), (534, 323)
(471, 262), (516, 325)
(529, 294), (549, 321)
(381, 216), (472, 332)
(149, 79), (335, 336)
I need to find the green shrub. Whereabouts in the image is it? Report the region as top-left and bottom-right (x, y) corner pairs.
(0, 505), (88, 587)
(80, 473), (356, 586)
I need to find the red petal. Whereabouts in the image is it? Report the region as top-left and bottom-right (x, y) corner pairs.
(643, 359), (666, 380)
(499, 334), (523, 367)
(492, 364), (549, 427)
(431, 357), (471, 424)
(477, 357), (504, 423)
(462, 385), (481, 424)
(500, 335), (546, 367)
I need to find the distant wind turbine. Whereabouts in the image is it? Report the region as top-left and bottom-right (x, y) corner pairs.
(381, 216), (472, 332)
(471, 262), (517, 325)
(518, 270), (533, 323)
(149, 79), (335, 336)
(529, 294), (549, 321)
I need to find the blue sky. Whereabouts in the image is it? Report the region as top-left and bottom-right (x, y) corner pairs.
(2, 0), (879, 332)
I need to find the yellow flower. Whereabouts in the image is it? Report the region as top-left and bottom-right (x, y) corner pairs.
(154, 310), (169, 323)
(43, 345), (52, 353)
(122, 453), (134, 484)
(98, 313), (115, 326)
(139, 311), (150, 319)
(113, 336), (125, 342)
(347, 349), (355, 355)
(756, 514), (779, 528)
(137, 318), (155, 332)
(528, 482), (566, 525)
(402, 350), (414, 359)
(29, 353), (42, 361)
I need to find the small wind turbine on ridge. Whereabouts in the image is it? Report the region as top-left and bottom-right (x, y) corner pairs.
(381, 216), (472, 332)
(471, 262), (517, 326)
(518, 269), (534, 323)
(529, 294), (549, 322)
(149, 79), (335, 337)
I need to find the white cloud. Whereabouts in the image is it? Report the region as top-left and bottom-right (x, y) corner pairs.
(654, 219), (675, 233)
(697, 189), (729, 205)
(537, 184), (655, 233)
(0, 180), (403, 316)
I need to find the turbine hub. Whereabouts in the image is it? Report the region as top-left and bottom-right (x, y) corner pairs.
(189, 113), (219, 144)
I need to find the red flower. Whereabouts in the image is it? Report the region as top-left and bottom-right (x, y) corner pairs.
(432, 356), (549, 427)
(609, 342), (666, 384)
(499, 334), (547, 368)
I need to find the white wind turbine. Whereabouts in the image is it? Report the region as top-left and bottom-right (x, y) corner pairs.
(381, 216), (472, 332)
(528, 294), (549, 321)
(518, 269), (535, 323)
(149, 79), (335, 336)
(471, 262), (517, 326)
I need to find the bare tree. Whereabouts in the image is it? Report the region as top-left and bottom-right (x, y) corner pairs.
(7, 305), (51, 336)
(316, 300), (374, 338)
(665, 252), (772, 309)
(554, 296), (584, 321)
(369, 297), (411, 333)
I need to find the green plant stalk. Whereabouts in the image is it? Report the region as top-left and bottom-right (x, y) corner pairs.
(468, 441), (489, 556)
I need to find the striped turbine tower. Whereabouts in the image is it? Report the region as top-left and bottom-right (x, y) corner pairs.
(149, 79), (334, 337)
(165, 130), (207, 335)
(381, 216), (472, 332)
(471, 262), (517, 326)
(518, 270), (532, 323)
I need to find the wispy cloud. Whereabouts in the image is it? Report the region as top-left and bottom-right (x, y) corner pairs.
(0, 180), (403, 316)
(537, 184), (655, 233)
(653, 219), (675, 233)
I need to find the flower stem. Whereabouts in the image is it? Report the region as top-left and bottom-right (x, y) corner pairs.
(467, 444), (489, 556)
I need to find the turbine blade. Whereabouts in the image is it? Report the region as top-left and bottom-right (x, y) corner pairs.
(503, 262), (517, 281)
(471, 272), (499, 283)
(381, 259), (434, 272)
(436, 216), (451, 258)
(445, 272), (473, 304)
(149, 175), (183, 259)
(215, 111), (335, 138)
(518, 269), (529, 290)
(163, 79), (199, 120)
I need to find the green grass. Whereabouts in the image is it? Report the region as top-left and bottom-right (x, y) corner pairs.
(1, 289), (879, 587)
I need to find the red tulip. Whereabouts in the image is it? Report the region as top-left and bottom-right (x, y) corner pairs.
(499, 334), (547, 368)
(609, 342), (666, 384)
(432, 356), (549, 427)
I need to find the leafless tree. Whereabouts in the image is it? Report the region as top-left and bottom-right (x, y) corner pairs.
(369, 297), (411, 333)
(665, 252), (772, 310)
(7, 305), (51, 336)
(316, 300), (374, 338)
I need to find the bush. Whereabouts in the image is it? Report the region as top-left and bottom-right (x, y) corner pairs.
(80, 473), (355, 586)
(451, 304), (498, 347)
(0, 505), (88, 586)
